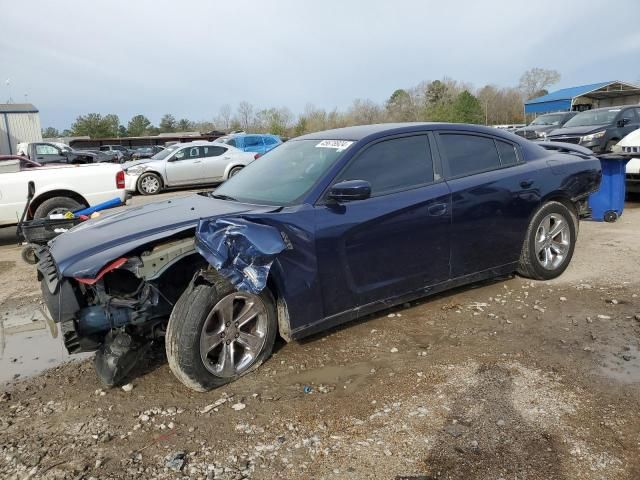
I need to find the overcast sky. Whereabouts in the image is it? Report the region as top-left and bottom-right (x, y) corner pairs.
(1, 0), (638, 129)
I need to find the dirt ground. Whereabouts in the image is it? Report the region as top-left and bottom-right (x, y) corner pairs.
(0, 194), (639, 480)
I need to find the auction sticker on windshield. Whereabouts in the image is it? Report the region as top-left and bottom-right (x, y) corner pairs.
(315, 140), (353, 151)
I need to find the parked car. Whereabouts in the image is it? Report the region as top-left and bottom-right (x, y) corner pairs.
(98, 145), (132, 162)
(16, 142), (100, 164)
(0, 155), (126, 225)
(215, 133), (282, 155)
(131, 146), (164, 159)
(614, 129), (640, 194)
(124, 141), (257, 195)
(546, 105), (640, 153)
(36, 123), (601, 390)
(514, 112), (577, 140)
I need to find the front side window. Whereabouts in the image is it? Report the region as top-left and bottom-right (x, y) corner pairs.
(187, 146), (202, 158)
(439, 134), (501, 177)
(620, 109), (638, 122)
(336, 135), (434, 196)
(36, 144), (59, 155)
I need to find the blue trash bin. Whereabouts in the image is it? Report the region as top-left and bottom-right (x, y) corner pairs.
(588, 154), (630, 222)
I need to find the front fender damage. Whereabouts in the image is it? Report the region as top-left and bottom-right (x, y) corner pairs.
(195, 217), (291, 294)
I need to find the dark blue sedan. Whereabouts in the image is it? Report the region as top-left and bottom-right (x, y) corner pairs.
(37, 123), (601, 391)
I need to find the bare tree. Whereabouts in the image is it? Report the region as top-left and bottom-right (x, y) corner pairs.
(519, 68), (561, 100)
(217, 104), (232, 131)
(236, 101), (254, 131)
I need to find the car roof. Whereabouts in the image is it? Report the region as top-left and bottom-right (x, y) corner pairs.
(295, 122), (520, 142)
(579, 105), (636, 113)
(225, 133), (279, 139)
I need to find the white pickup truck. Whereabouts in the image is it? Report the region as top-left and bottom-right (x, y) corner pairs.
(0, 156), (127, 226)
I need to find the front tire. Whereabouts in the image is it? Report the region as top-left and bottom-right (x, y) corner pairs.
(166, 272), (277, 391)
(604, 139), (618, 153)
(517, 201), (577, 280)
(137, 172), (162, 195)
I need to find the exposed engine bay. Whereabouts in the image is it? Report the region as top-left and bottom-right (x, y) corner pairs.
(38, 236), (205, 385)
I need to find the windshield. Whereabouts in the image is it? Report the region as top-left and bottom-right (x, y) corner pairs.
(151, 144), (180, 160)
(530, 113), (567, 126)
(563, 109), (620, 128)
(213, 139), (353, 205)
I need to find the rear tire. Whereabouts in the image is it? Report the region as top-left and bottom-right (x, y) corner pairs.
(228, 166), (243, 178)
(517, 201), (577, 280)
(32, 196), (83, 219)
(166, 272), (277, 392)
(137, 172), (162, 195)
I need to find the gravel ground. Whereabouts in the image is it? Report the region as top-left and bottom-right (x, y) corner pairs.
(0, 193), (639, 480)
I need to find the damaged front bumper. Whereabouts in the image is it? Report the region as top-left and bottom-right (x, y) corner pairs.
(37, 237), (200, 384)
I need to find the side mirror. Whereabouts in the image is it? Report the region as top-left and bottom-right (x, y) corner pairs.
(328, 180), (371, 202)
(618, 118), (631, 127)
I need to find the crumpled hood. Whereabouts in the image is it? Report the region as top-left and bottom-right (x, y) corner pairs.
(49, 194), (278, 278)
(548, 125), (608, 137)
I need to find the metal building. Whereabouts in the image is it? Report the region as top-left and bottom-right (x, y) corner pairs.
(524, 81), (640, 115)
(0, 103), (42, 155)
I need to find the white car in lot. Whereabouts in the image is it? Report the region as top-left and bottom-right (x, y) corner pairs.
(614, 130), (640, 194)
(123, 141), (257, 195)
(0, 156), (126, 226)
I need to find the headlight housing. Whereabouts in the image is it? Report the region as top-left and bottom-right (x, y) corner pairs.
(535, 131), (547, 138)
(581, 131), (605, 142)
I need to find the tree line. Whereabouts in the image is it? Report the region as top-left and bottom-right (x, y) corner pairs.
(42, 68), (560, 139)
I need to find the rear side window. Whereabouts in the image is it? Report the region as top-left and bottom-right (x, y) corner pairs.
(337, 135), (434, 196)
(244, 136), (263, 147)
(439, 134), (501, 177)
(496, 140), (519, 166)
(203, 146), (227, 157)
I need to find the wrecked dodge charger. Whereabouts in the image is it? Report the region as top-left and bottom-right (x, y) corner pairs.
(37, 123), (601, 391)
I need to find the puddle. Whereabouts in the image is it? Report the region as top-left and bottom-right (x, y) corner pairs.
(598, 344), (640, 384)
(0, 300), (91, 385)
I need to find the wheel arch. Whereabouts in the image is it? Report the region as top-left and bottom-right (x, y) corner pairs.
(537, 192), (579, 220)
(223, 162), (247, 180)
(265, 273), (293, 343)
(28, 190), (89, 220)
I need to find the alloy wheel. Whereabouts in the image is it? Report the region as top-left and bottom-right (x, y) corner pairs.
(199, 292), (268, 377)
(535, 213), (570, 270)
(140, 176), (159, 193)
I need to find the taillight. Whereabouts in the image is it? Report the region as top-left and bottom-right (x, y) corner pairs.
(254, 153), (261, 160)
(116, 170), (125, 189)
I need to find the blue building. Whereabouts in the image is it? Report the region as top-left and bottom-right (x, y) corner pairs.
(525, 81), (640, 115)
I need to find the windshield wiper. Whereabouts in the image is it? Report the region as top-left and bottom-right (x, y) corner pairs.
(210, 193), (238, 201)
